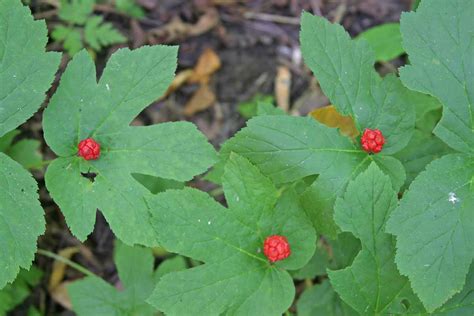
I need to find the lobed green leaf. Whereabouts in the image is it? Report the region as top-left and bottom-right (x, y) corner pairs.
(147, 154), (316, 315)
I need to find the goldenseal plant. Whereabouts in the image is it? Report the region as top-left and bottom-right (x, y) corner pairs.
(42, 46), (217, 247)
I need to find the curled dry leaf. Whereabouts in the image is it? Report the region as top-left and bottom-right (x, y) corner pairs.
(183, 85), (216, 117)
(275, 66), (291, 111)
(48, 247), (79, 291)
(188, 48), (221, 84)
(147, 8), (219, 44)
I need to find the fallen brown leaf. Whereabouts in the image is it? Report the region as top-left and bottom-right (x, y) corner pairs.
(188, 48), (221, 84)
(51, 281), (73, 310)
(275, 66), (291, 111)
(48, 247), (79, 291)
(184, 85), (216, 116)
(147, 8), (219, 44)
(163, 69), (194, 98)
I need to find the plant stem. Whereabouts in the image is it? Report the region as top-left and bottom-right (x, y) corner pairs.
(37, 248), (99, 278)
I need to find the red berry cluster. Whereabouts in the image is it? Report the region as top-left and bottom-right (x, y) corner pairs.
(78, 138), (101, 160)
(263, 235), (291, 263)
(361, 128), (385, 154)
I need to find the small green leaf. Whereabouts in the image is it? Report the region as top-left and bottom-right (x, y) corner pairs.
(297, 280), (358, 316)
(0, 153), (45, 289)
(43, 47), (216, 245)
(387, 154), (474, 311)
(58, 0), (94, 25)
(115, 0), (145, 19)
(328, 163), (423, 314)
(84, 16), (127, 52)
(6, 139), (43, 170)
(356, 23), (404, 62)
(399, 0), (474, 153)
(154, 256), (187, 281)
(51, 26), (83, 56)
(132, 173), (184, 194)
(0, 266), (42, 315)
(291, 243), (330, 280)
(146, 154), (316, 315)
(432, 265), (474, 315)
(68, 242), (157, 315)
(237, 94), (275, 119)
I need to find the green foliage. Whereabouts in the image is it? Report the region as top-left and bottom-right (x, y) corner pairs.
(297, 280), (357, 316)
(0, 267), (42, 315)
(356, 23), (404, 62)
(387, 154), (474, 311)
(399, 0), (473, 154)
(237, 94), (275, 119)
(52, 0), (126, 55)
(115, 0), (145, 19)
(68, 242), (158, 315)
(0, 0), (60, 289)
(43, 46), (216, 246)
(146, 154), (316, 315)
(387, 0), (474, 311)
(328, 164), (424, 314)
(84, 16), (127, 52)
(0, 130), (43, 170)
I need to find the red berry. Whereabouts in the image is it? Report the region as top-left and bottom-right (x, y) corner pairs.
(263, 235), (291, 263)
(361, 128), (385, 154)
(78, 138), (101, 160)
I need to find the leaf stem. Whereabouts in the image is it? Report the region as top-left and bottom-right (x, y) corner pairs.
(37, 248), (99, 278)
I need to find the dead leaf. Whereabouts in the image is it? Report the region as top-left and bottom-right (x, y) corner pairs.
(51, 281), (73, 310)
(188, 48), (221, 84)
(147, 8), (219, 44)
(309, 105), (359, 138)
(275, 66), (291, 111)
(163, 69), (194, 98)
(48, 247), (79, 291)
(184, 85), (216, 116)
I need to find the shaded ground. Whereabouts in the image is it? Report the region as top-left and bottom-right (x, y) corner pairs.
(13, 0), (411, 314)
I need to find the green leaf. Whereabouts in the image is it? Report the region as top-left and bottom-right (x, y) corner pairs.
(0, 266), (42, 315)
(0, 0), (61, 137)
(387, 154), (474, 311)
(6, 139), (43, 170)
(300, 12), (415, 155)
(0, 129), (20, 152)
(146, 154), (316, 315)
(296, 280), (358, 316)
(0, 153), (45, 289)
(356, 23), (404, 62)
(0, 0), (56, 290)
(154, 256), (187, 281)
(115, 0), (145, 19)
(132, 173), (184, 194)
(58, 0), (95, 25)
(291, 242), (330, 280)
(394, 130), (453, 189)
(84, 16), (127, 52)
(237, 94), (275, 119)
(432, 265), (474, 315)
(51, 26), (83, 56)
(43, 47), (216, 246)
(68, 242), (157, 315)
(328, 163), (423, 314)
(399, 0), (474, 153)
(256, 102), (285, 116)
